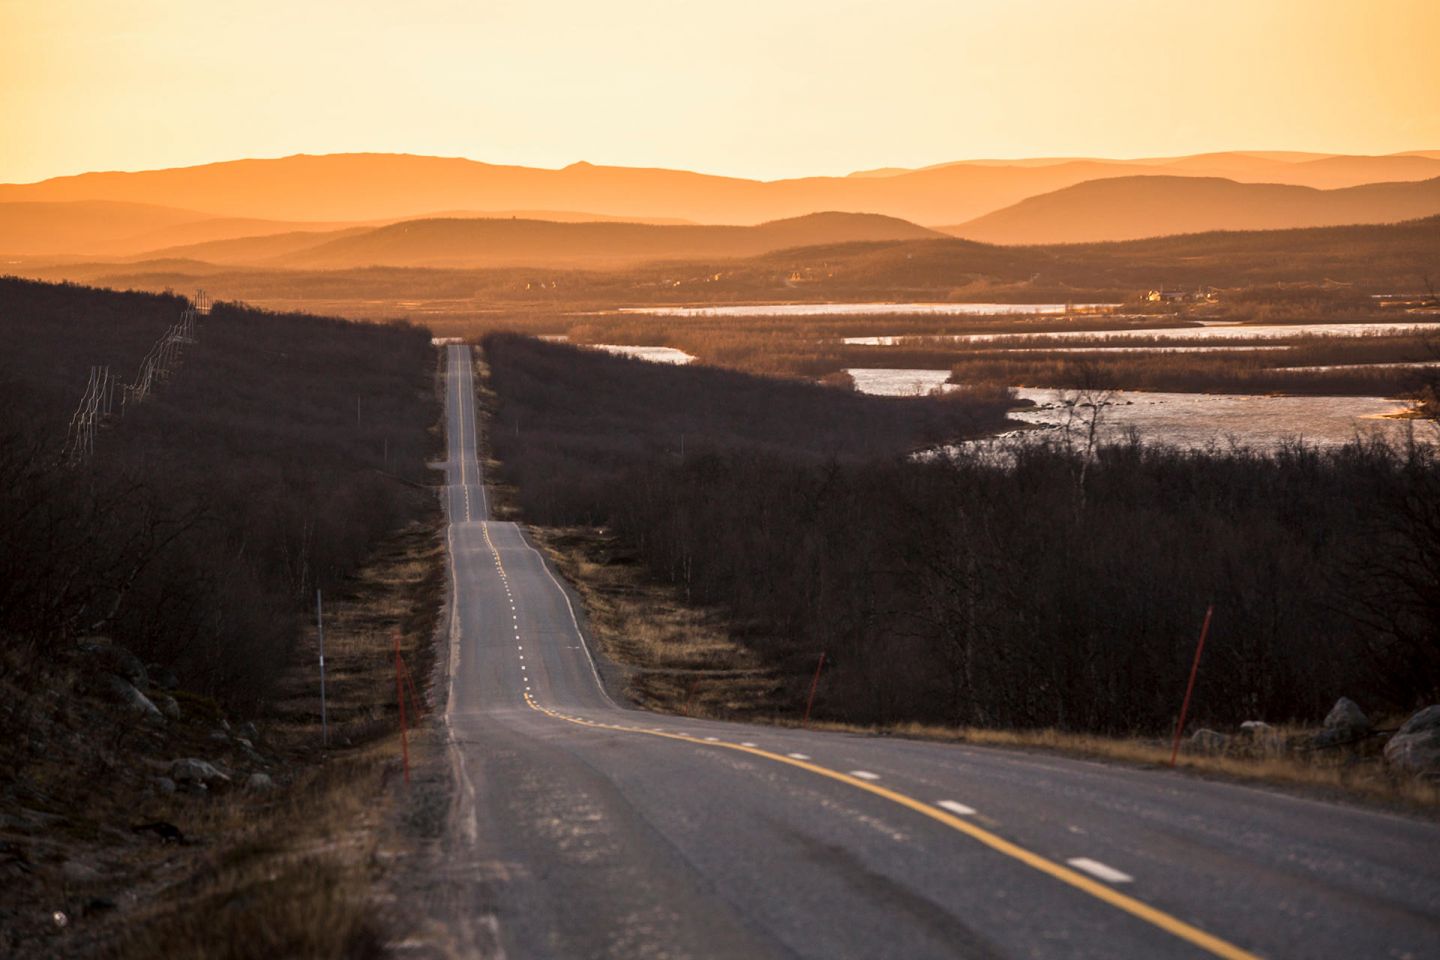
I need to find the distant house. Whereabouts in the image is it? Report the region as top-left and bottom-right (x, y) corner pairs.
(1145, 288), (1218, 303)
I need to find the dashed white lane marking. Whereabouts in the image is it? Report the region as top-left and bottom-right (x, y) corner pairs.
(704, 736), (720, 742)
(741, 742), (758, 747)
(1067, 858), (1134, 884)
(787, 753), (811, 760)
(936, 800), (977, 816)
(850, 770), (880, 781)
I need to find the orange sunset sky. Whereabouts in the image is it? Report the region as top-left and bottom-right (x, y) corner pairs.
(2, 0), (1437, 184)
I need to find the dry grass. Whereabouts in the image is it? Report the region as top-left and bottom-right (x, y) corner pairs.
(733, 717), (1439, 814)
(472, 347), (783, 717)
(530, 526), (785, 719)
(469, 345), (1439, 819)
(0, 518), (445, 959)
(112, 751), (393, 960)
(527, 525), (1440, 816)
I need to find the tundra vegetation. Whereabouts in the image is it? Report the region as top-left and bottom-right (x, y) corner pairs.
(0, 278), (441, 957)
(0, 277), (436, 705)
(483, 335), (1440, 752)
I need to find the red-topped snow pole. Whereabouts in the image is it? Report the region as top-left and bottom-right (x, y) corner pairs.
(1170, 605), (1214, 767)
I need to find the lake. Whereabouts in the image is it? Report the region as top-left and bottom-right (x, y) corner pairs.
(619, 302), (1118, 318)
(591, 344), (695, 364)
(843, 368), (1424, 450)
(844, 320), (1440, 346)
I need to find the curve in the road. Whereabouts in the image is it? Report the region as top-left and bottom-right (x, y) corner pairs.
(436, 343), (1440, 960)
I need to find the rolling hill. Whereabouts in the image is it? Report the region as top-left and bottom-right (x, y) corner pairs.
(0, 197), (703, 260)
(19, 217), (1438, 313)
(943, 176), (1440, 244)
(0, 200), (376, 257)
(265, 212), (944, 268)
(4, 151), (1438, 229)
(0, 200), (211, 256)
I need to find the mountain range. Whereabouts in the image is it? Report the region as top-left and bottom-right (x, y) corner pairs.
(944, 175), (1440, 244)
(2, 150), (1438, 264)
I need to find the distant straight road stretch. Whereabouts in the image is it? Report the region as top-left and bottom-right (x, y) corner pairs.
(438, 344), (1440, 959)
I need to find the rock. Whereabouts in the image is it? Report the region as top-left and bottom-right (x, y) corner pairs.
(150, 776), (176, 795)
(208, 729), (230, 744)
(154, 694), (181, 721)
(1186, 728), (1228, 752)
(245, 773), (274, 792)
(61, 859), (99, 881)
(1384, 705), (1440, 773)
(235, 737), (254, 751)
(1239, 721), (1272, 735)
(236, 721), (259, 742)
(1323, 697), (1371, 739)
(103, 675), (164, 724)
(169, 758), (230, 786)
(146, 663), (179, 689)
(77, 639), (149, 691)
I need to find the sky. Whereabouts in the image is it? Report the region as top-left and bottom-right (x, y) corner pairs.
(2, 0), (1437, 184)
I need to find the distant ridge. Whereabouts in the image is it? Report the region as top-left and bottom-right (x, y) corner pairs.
(265, 212), (943, 269)
(20, 217), (1438, 310)
(942, 175), (1440, 244)
(3, 151), (1438, 230)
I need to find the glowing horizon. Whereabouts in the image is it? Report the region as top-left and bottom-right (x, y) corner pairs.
(2, 0), (1437, 185)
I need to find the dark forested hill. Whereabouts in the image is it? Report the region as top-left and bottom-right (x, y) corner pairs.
(0, 277), (437, 704)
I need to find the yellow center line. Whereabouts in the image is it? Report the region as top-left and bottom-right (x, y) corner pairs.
(482, 508), (1256, 960)
(521, 691), (1262, 960)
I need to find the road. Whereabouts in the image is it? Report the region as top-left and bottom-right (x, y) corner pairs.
(438, 345), (1440, 960)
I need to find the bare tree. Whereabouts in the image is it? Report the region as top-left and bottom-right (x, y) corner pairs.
(1054, 362), (1117, 513)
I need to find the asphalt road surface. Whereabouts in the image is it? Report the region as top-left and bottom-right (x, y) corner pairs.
(438, 345), (1440, 960)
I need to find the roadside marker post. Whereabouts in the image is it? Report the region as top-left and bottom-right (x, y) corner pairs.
(317, 589), (328, 748)
(394, 633), (411, 784)
(1169, 604), (1214, 767)
(803, 652), (826, 727)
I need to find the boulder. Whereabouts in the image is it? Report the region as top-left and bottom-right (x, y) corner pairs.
(60, 860), (99, 882)
(150, 776), (176, 795)
(169, 758), (230, 786)
(236, 721), (259, 743)
(245, 773), (274, 792)
(1239, 720), (1285, 752)
(1323, 697), (1371, 739)
(153, 694), (181, 721)
(208, 729), (230, 744)
(77, 639), (148, 691)
(1384, 705), (1440, 774)
(102, 675), (164, 724)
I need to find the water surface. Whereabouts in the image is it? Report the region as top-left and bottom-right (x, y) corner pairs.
(591, 344), (695, 364)
(620, 302), (1117, 318)
(844, 321), (1439, 346)
(843, 368), (1422, 449)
